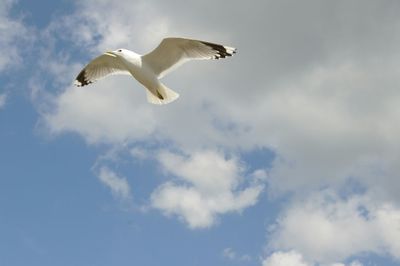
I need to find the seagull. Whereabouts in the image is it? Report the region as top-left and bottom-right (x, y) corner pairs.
(74, 37), (236, 104)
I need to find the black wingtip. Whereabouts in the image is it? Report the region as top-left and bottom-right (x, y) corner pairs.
(75, 70), (92, 87)
(200, 41), (236, 59)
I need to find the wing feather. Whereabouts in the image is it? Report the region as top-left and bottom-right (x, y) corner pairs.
(74, 53), (130, 87)
(142, 37), (236, 78)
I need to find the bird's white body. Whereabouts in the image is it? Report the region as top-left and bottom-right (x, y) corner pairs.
(116, 50), (178, 104)
(74, 37), (236, 104)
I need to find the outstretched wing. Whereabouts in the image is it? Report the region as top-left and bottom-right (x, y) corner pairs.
(142, 37), (236, 78)
(74, 53), (130, 87)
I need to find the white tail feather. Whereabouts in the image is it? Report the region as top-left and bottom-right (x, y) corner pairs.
(146, 83), (179, 105)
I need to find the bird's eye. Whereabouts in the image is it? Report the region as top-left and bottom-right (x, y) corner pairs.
(118, 49), (122, 52)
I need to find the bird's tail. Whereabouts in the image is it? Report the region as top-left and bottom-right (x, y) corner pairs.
(146, 83), (179, 105)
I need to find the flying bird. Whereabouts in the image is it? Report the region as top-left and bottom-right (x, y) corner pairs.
(74, 37), (236, 104)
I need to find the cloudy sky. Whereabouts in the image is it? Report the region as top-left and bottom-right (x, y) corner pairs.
(1, 0), (400, 265)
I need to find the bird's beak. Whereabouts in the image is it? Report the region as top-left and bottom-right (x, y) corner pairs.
(104, 51), (117, 57)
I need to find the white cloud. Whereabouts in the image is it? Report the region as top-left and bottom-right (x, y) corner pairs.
(268, 191), (400, 264)
(0, 93), (6, 109)
(262, 251), (363, 266)
(97, 167), (132, 200)
(44, 83), (157, 143)
(151, 150), (264, 228)
(262, 251), (311, 266)
(253, 62), (400, 200)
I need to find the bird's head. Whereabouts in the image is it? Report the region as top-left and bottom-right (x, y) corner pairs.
(104, 48), (127, 58)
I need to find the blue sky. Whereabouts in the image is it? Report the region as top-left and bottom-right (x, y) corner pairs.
(1, 1), (400, 266)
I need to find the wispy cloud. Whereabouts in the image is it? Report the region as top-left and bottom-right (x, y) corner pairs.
(97, 167), (132, 201)
(0, 0), (33, 71)
(222, 247), (251, 262)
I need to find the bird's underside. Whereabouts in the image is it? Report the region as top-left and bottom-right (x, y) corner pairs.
(74, 37), (237, 105)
